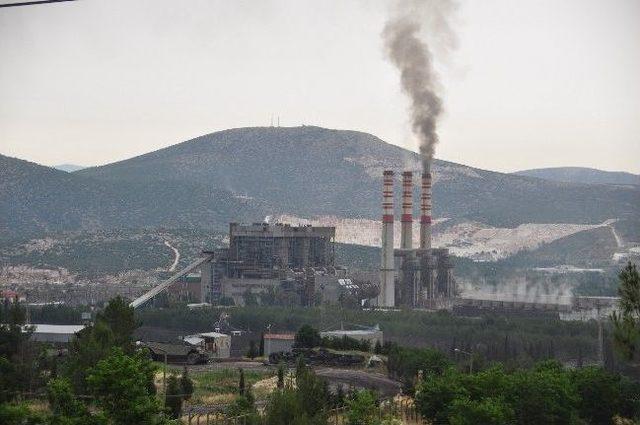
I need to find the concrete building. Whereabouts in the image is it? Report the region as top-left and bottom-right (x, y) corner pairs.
(184, 331), (231, 359)
(228, 223), (336, 276)
(320, 328), (383, 347)
(143, 223), (341, 307)
(263, 333), (295, 356)
(199, 223), (338, 304)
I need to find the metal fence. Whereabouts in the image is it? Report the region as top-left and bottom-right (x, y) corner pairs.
(183, 399), (427, 425)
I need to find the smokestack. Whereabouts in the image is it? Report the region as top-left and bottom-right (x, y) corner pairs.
(420, 164), (432, 250)
(379, 170), (395, 307)
(400, 171), (413, 250)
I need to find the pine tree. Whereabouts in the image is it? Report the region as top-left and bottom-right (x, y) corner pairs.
(374, 340), (382, 354)
(238, 368), (245, 396)
(612, 262), (640, 361)
(180, 366), (194, 401)
(277, 363), (285, 389)
(165, 374), (183, 419)
(247, 340), (258, 359)
(259, 333), (265, 357)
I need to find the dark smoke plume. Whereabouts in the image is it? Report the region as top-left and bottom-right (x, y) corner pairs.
(383, 0), (456, 172)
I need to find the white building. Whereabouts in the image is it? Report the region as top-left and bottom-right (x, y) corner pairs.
(184, 331), (231, 358)
(27, 324), (85, 344)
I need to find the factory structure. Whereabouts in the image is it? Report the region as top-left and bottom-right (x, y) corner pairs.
(131, 168), (455, 311)
(378, 170), (455, 309)
(200, 223), (343, 305)
(134, 222), (368, 309)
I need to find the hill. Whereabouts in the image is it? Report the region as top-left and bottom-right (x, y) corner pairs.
(53, 164), (86, 172)
(77, 126), (639, 227)
(2, 126), (639, 239)
(513, 167), (640, 186)
(0, 154), (261, 239)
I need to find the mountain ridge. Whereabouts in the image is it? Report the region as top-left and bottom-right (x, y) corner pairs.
(514, 166), (640, 186)
(2, 126), (638, 239)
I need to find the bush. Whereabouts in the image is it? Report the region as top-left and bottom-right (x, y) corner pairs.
(295, 325), (321, 349)
(346, 390), (379, 425)
(414, 361), (640, 425)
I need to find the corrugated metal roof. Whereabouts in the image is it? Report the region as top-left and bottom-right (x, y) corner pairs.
(184, 336), (204, 346)
(321, 329), (381, 337)
(196, 332), (229, 339)
(264, 333), (295, 340)
(28, 324), (85, 335)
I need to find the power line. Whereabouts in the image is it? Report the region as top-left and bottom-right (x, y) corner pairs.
(0, 0), (77, 8)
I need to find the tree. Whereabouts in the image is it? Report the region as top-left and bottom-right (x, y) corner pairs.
(277, 363), (285, 389)
(0, 402), (48, 425)
(449, 397), (515, 425)
(345, 390), (379, 425)
(295, 356), (329, 419)
(243, 289), (259, 306)
(387, 346), (451, 386)
(294, 325), (321, 349)
(333, 385), (345, 408)
(0, 301), (41, 401)
(507, 362), (579, 425)
(96, 296), (136, 353)
(165, 374), (183, 419)
(180, 367), (194, 401)
(415, 369), (468, 424)
(228, 394), (259, 425)
(64, 320), (116, 393)
(46, 377), (105, 425)
(86, 348), (166, 425)
(265, 389), (307, 425)
(219, 296), (235, 306)
(247, 341), (258, 359)
(612, 262), (640, 361)
(238, 368), (246, 396)
(47, 378), (88, 418)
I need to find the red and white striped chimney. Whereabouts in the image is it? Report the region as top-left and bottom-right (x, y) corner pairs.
(379, 170), (395, 307)
(420, 170), (432, 250)
(400, 171), (413, 250)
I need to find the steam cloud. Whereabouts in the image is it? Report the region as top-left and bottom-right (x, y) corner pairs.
(383, 0), (457, 172)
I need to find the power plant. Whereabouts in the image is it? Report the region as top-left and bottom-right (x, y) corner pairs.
(129, 167), (455, 311)
(377, 168), (455, 309)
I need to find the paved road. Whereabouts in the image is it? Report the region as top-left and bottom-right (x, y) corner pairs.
(184, 360), (271, 373)
(163, 240), (180, 272)
(315, 367), (402, 397)
(182, 362), (402, 397)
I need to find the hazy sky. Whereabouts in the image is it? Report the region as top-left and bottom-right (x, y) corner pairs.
(1, 0), (639, 173)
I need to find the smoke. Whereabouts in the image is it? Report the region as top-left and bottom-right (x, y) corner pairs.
(383, 0), (457, 172)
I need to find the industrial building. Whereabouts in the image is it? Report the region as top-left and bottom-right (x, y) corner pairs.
(263, 333), (296, 356)
(377, 170), (455, 309)
(131, 222), (343, 309)
(130, 171), (457, 311)
(183, 331), (231, 359)
(27, 324), (85, 344)
(228, 223), (335, 274)
(199, 223), (341, 305)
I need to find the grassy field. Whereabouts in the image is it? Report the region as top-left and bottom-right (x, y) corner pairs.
(155, 364), (276, 406)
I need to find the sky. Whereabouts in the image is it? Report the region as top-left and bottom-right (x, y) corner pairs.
(0, 0), (639, 174)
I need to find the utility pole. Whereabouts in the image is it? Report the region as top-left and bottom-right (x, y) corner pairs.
(454, 348), (473, 374)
